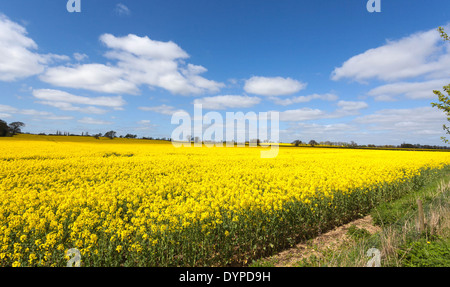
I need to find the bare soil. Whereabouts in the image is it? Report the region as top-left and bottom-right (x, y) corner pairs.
(261, 215), (381, 267)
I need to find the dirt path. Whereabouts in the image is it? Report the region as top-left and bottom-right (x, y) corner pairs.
(261, 215), (381, 267)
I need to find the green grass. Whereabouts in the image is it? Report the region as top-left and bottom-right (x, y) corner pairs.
(370, 167), (450, 228)
(251, 166), (450, 267)
(397, 237), (450, 267)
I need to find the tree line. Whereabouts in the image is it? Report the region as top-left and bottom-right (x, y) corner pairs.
(290, 139), (449, 150)
(0, 120), (25, 137)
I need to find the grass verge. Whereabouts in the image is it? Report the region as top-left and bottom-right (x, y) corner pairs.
(251, 167), (450, 267)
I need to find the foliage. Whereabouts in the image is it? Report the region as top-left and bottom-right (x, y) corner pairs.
(346, 225), (371, 241)
(431, 27), (450, 144)
(104, 131), (117, 139)
(0, 119), (9, 137)
(8, 122), (25, 136)
(397, 237), (450, 267)
(371, 166), (450, 227)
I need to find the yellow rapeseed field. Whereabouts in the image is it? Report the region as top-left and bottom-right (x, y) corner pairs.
(0, 134), (449, 266)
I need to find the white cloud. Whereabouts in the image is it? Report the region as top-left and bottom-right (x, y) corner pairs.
(78, 117), (113, 125)
(0, 14), (67, 81)
(19, 109), (52, 117)
(274, 100), (368, 122)
(277, 108), (325, 122)
(332, 27), (450, 82)
(336, 100), (369, 112)
(0, 104), (18, 114)
(100, 33), (188, 60)
(44, 115), (74, 121)
(139, 104), (187, 115)
(281, 106), (448, 145)
(0, 103), (75, 121)
(37, 101), (107, 114)
(136, 120), (156, 131)
(368, 79), (450, 101)
(115, 3), (131, 16)
(271, 93), (338, 106)
(137, 120), (151, 125)
(354, 107), (446, 135)
(193, 95), (261, 110)
(73, 53), (88, 62)
(41, 34), (223, 96)
(40, 64), (140, 95)
(244, 76), (306, 96)
(32, 89), (126, 115)
(32, 89), (126, 108)
(288, 122), (357, 135)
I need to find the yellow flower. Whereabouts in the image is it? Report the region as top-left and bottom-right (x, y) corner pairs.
(29, 253), (37, 265)
(0, 134), (448, 266)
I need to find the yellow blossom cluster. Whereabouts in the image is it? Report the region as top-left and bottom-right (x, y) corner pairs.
(0, 135), (449, 266)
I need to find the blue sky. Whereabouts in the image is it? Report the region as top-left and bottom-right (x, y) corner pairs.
(0, 0), (450, 145)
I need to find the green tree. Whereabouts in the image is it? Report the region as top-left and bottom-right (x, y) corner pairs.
(104, 131), (117, 139)
(0, 119), (10, 137)
(431, 27), (450, 144)
(8, 121), (25, 136)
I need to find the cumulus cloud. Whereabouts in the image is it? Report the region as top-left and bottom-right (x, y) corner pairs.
(32, 89), (126, 114)
(0, 104), (19, 114)
(0, 14), (67, 81)
(276, 108), (325, 122)
(136, 120), (156, 131)
(244, 76), (306, 96)
(115, 3), (131, 16)
(270, 93), (338, 106)
(41, 34), (224, 95)
(137, 120), (151, 125)
(139, 104), (187, 115)
(285, 122), (357, 137)
(40, 63), (140, 95)
(282, 106), (447, 145)
(367, 79), (450, 101)
(193, 95), (261, 110)
(0, 103), (74, 121)
(73, 53), (88, 62)
(336, 101), (369, 113)
(78, 117), (113, 125)
(100, 33), (188, 60)
(332, 27), (450, 82)
(37, 101), (107, 114)
(32, 89), (126, 108)
(274, 100), (368, 122)
(354, 106), (447, 136)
